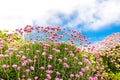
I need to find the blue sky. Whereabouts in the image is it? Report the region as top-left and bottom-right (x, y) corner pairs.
(0, 0), (120, 43)
(82, 24), (120, 43)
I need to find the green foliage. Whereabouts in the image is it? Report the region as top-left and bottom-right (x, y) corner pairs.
(105, 72), (120, 80)
(0, 30), (23, 44)
(0, 30), (24, 54)
(101, 45), (120, 80)
(101, 45), (120, 73)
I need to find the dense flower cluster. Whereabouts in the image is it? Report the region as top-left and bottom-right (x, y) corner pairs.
(0, 38), (4, 50)
(101, 45), (120, 73)
(0, 26), (106, 80)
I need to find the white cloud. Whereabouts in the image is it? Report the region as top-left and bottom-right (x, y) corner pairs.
(62, 0), (120, 31)
(0, 16), (33, 31)
(0, 0), (120, 31)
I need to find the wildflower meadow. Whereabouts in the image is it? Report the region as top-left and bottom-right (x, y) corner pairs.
(0, 25), (119, 80)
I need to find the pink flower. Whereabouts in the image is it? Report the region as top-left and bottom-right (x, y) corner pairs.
(48, 55), (53, 60)
(43, 29), (48, 33)
(56, 71), (60, 75)
(70, 74), (74, 78)
(46, 70), (53, 74)
(30, 66), (34, 70)
(94, 77), (98, 80)
(95, 73), (100, 77)
(22, 74), (26, 78)
(75, 74), (80, 78)
(18, 51), (24, 54)
(26, 69), (30, 73)
(64, 48), (68, 51)
(44, 78), (48, 80)
(2, 64), (9, 69)
(70, 53), (74, 57)
(53, 33), (58, 36)
(27, 78), (32, 80)
(35, 26), (40, 32)
(17, 66), (21, 71)
(6, 65), (10, 68)
(55, 42), (61, 46)
(12, 64), (17, 68)
(42, 52), (46, 56)
(46, 74), (51, 79)
(0, 78), (4, 80)
(78, 62), (82, 65)
(8, 47), (13, 51)
(72, 30), (76, 33)
(64, 57), (68, 61)
(21, 55), (26, 61)
(59, 35), (63, 39)
(34, 55), (38, 59)
(2, 64), (7, 68)
(27, 59), (33, 63)
(81, 68), (85, 72)
(6, 65), (10, 69)
(34, 76), (38, 80)
(74, 57), (78, 60)
(47, 65), (52, 69)
(56, 50), (60, 53)
(84, 59), (91, 65)
(89, 77), (95, 80)
(55, 78), (60, 80)
(22, 62), (27, 67)
(75, 48), (81, 53)
(85, 66), (89, 71)
(70, 40), (74, 44)
(36, 50), (40, 53)
(24, 25), (33, 33)
(40, 66), (45, 70)
(100, 65), (104, 70)
(83, 55), (88, 58)
(0, 54), (4, 59)
(63, 63), (69, 69)
(58, 59), (62, 63)
(79, 72), (83, 76)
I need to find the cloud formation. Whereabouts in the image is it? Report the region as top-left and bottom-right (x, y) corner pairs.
(0, 0), (120, 31)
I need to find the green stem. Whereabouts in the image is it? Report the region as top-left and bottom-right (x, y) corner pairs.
(4, 69), (9, 79)
(9, 55), (11, 66)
